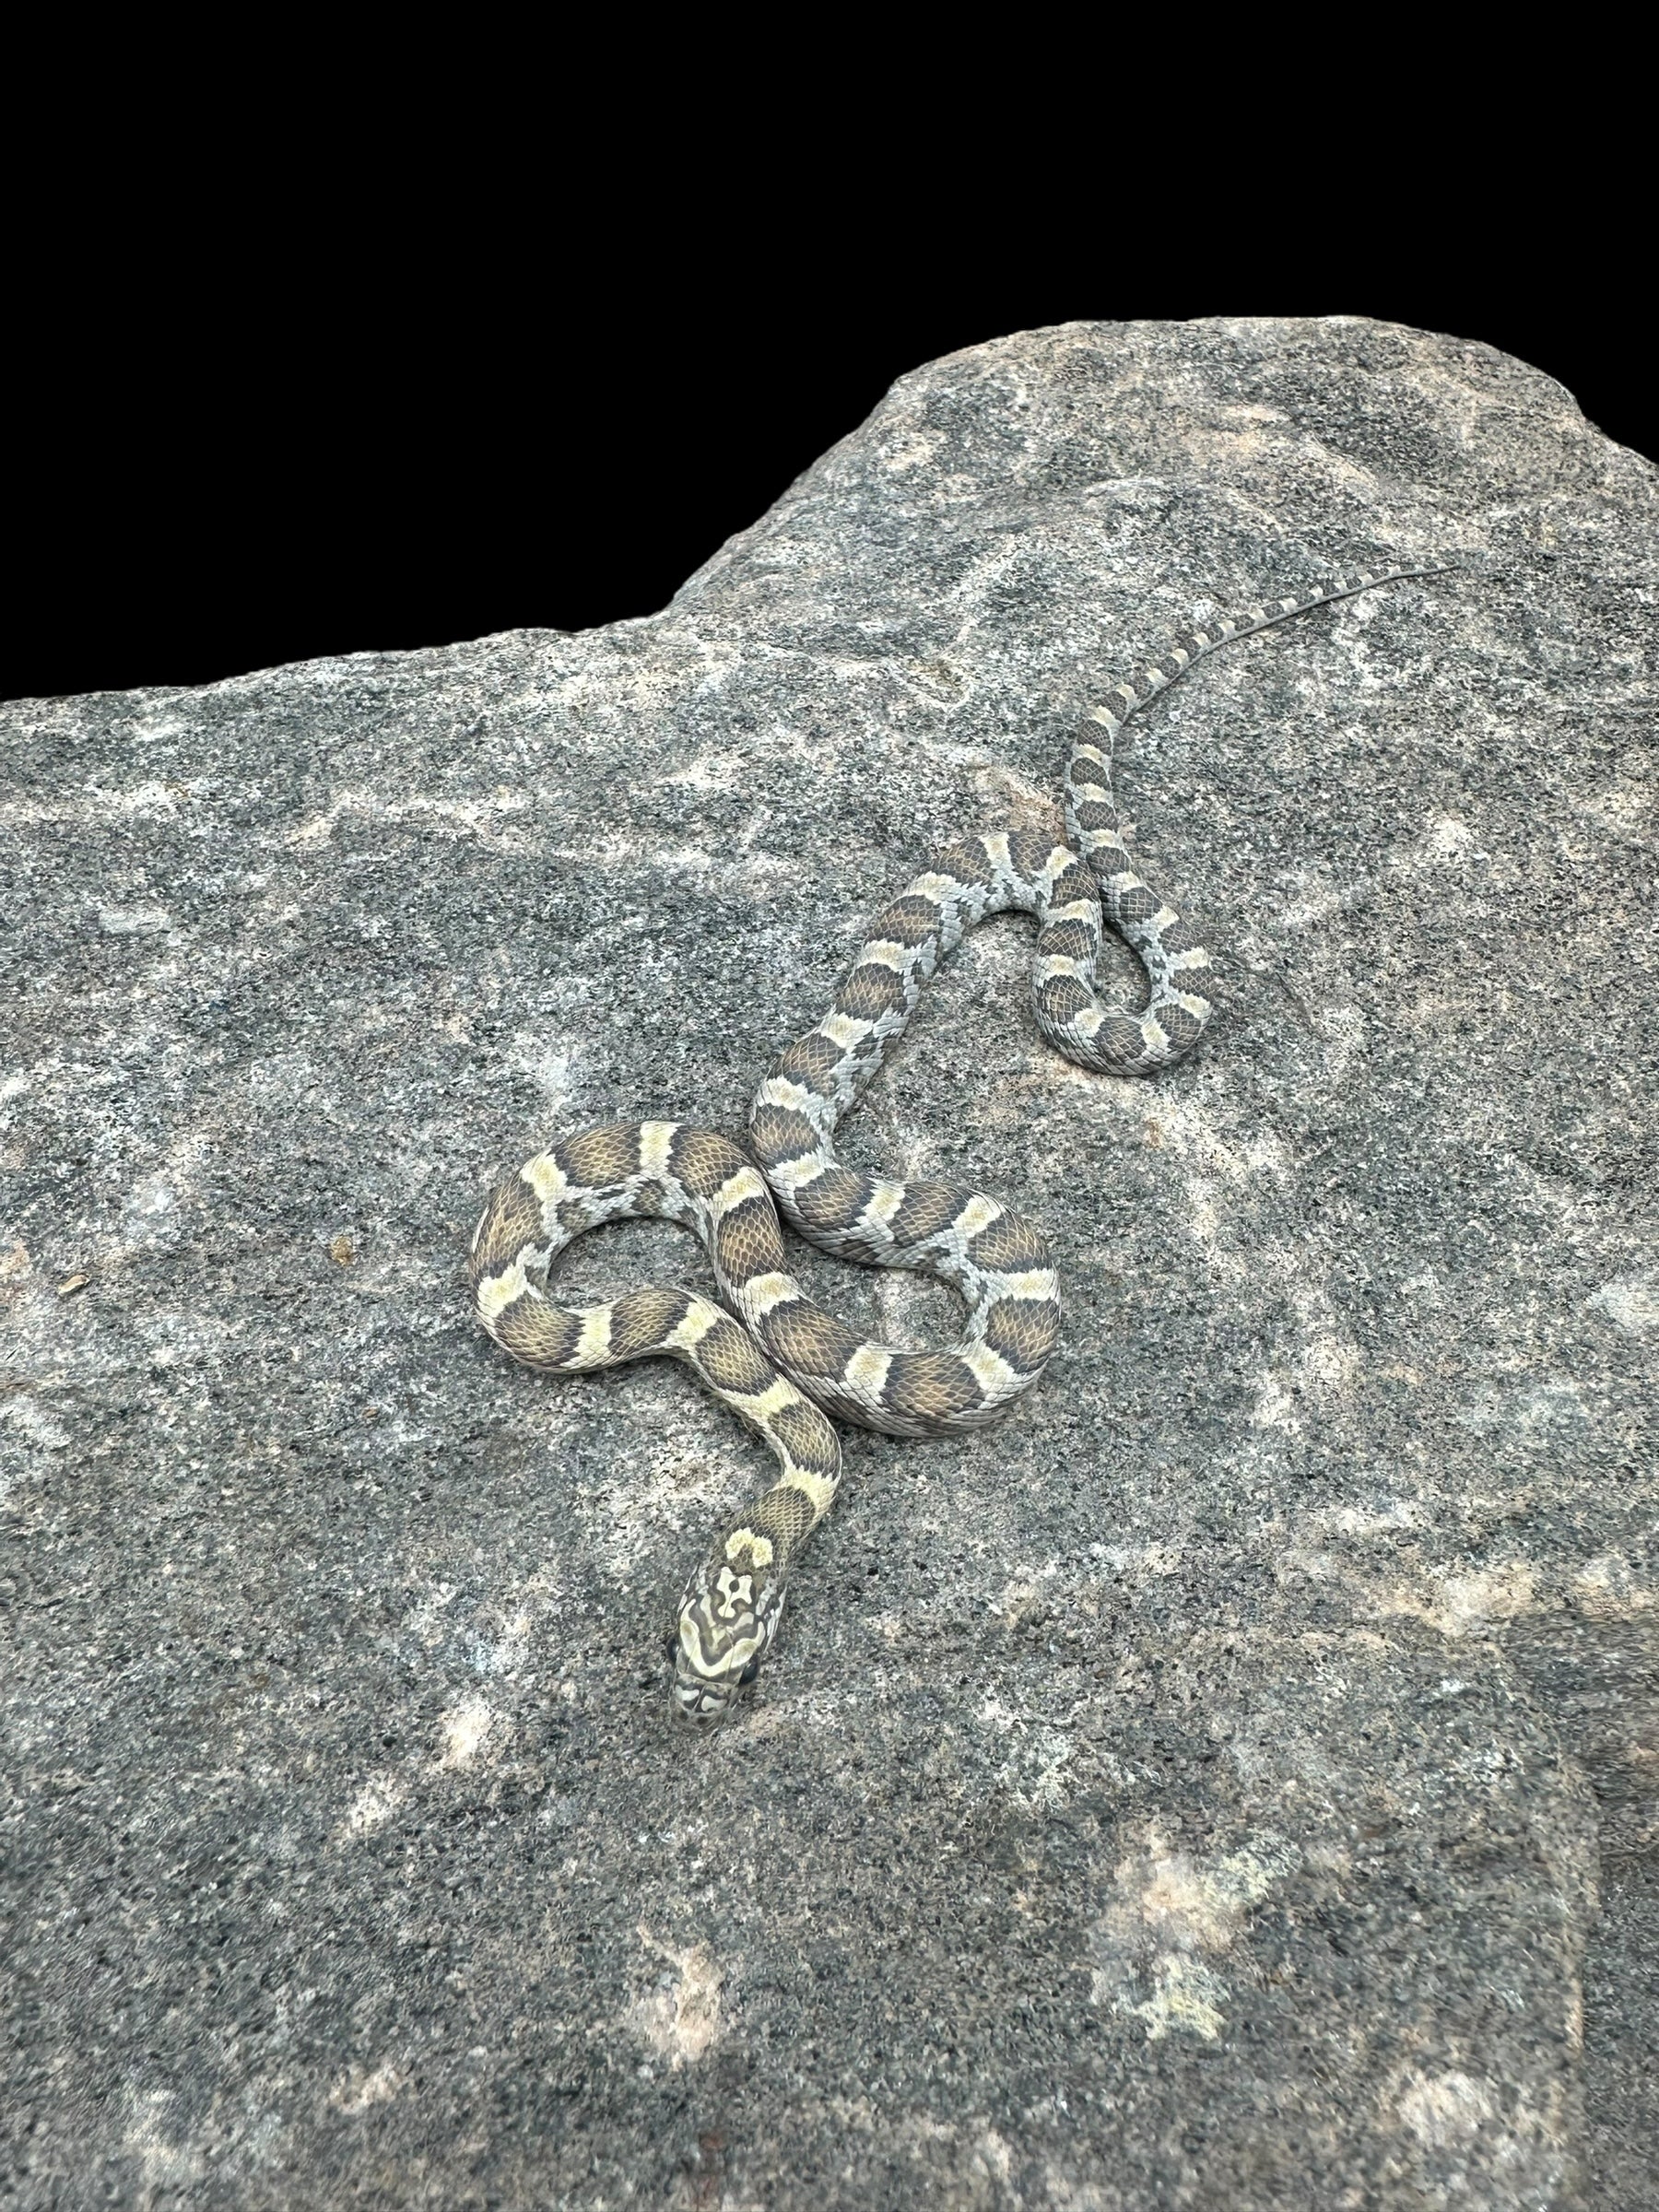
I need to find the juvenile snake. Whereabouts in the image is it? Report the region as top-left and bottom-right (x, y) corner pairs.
(469, 566), (1433, 1721)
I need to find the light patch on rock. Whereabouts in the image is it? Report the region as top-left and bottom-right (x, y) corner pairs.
(1322, 1498), (1424, 1538)
(1130, 1091), (1277, 1195)
(810, 2103), (1018, 2206)
(434, 1691), (497, 1771)
(1571, 1552), (1653, 1618)
(1455, 1376), (1589, 1445)
(118, 1172), (181, 1253)
(982, 1711), (1081, 1813)
(2, 777), (188, 825)
(1100, 1952), (1232, 2041)
(329, 2059), (405, 2113)
(877, 428), (941, 476)
(285, 784), (530, 854)
(1385, 1559), (1538, 1639)
(1251, 1373), (1299, 1431)
(631, 1926), (725, 2068)
(988, 1564), (1064, 1630)
(899, 654), (975, 708)
(472, 1610), (531, 1677)
(1317, 1001), (1366, 1084)
(1041, 2159), (1127, 2212)
(1089, 1825), (1299, 2041)
(875, 1264), (959, 1352)
(1095, 1539), (1183, 1583)
(1300, 1331), (1360, 1397)
(1241, 1130), (1288, 1176)
(123, 2089), (205, 2191)
(890, 2114), (1016, 2195)
(1517, 1379), (1590, 1439)
(1394, 2066), (1499, 2148)
(1182, 1175), (1221, 1244)
(245, 1050), (317, 1105)
(1421, 813), (1477, 861)
(1118, 1112), (1367, 1394)
(98, 902), (173, 935)
(2, 1392), (69, 1454)
(1591, 1276), (1659, 1335)
(342, 1773), (407, 1837)
(2, 1386), (72, 1501)
(971, 2125), (1013, 2188)
(1275, 880), (1347, 932)
(663, 750), (743, 792)
(100, 778), (188, 816)
(508, 1038), (581, 1114)
(124, 712), (193, 746)
(959, 754), (1052, 821)
(135, 1306), (230, 1373)
(401, 1583), (457, 1645)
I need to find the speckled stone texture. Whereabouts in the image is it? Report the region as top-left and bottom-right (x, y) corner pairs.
(4, 318), (1655, 2210)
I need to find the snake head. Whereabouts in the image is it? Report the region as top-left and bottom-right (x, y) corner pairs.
(671, 1526), (787, 1725)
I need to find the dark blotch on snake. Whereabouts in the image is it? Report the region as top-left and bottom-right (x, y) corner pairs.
(837, 963), (908, 1022)
(1038, 919), (1097, 961)
(751, 1482), (818, 1548)
(792, 1167), (879, 1236)
(886, 1179), (974, 1248)
(749, 1102), (820, 1170)
(560, 1124), (643, 1188)
(983, 1295), (1063, 1371)
(490, 1299), (584, 1371)
(713, 1194), (786, 1285)
(775, 1031), (843, 1092)
(1036, 973), (1094, 1025)
(872, 895), (942, 948)
(607, 1288), (697, 1360)
(768, 1398), (840, 1478)
(1112, 883), (1162, 927)
(757, 1298), (863, 1379)
(1104, 1014), (1154, 1060)
(1047, 859), (1097, 906)
(1008, 830), (1058, 879)
(666, 1124), (746, 1199)
(1072, 799), (1118, 832)
(935, 837), (992, 885)
(474, 1173), (544, 1266)
(968, 1209), (1048, 1272)
(1155, 1002), (1205, 1050)
(694, 1317), (777, 1396)
(882, 1352), (985, 1424)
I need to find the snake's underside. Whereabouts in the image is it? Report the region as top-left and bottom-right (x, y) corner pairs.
(468, 566), (1434, 1722)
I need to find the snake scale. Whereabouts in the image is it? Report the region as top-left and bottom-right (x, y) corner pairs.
(470, 566), (1433, 1722)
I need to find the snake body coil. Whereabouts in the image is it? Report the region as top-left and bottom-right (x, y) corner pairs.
(468, 568), (1432, 1722)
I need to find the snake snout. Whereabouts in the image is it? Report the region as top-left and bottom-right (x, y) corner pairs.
(672, 1667), (742, 1725)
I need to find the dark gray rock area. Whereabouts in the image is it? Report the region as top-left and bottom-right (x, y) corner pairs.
(3, 317), (1654, 2209)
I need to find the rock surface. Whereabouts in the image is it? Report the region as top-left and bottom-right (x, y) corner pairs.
(3, 317), (1655, 2209)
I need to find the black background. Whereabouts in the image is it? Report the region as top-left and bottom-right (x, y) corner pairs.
(9, 210), (1648, 704)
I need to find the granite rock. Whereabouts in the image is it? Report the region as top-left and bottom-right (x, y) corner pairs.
(3, 316), (1655, 2208)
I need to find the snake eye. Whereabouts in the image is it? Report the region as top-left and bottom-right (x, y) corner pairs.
(737, 1658), (761, 1687)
